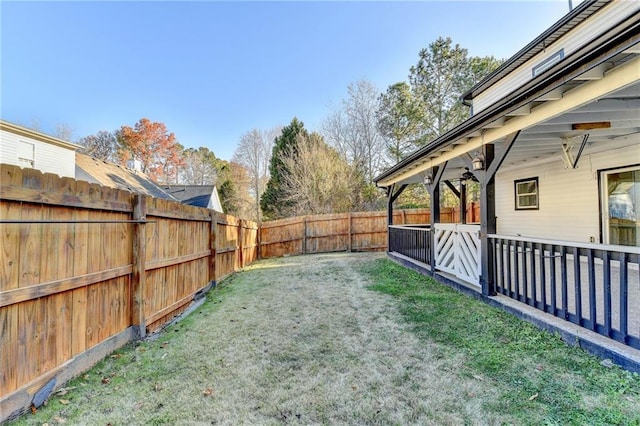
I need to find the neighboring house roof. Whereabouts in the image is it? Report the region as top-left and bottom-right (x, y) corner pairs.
(0, 119), (82, 151)
(163, 185), (224, 212)
(75, 153), (177, 201)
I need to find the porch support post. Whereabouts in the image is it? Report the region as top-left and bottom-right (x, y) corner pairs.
(478, 130), (520, 296)
(425, 161), (447, 272)
(387, 183), (408, 252)
(460, 181), (467, 225)
(479, 144), (496, 296)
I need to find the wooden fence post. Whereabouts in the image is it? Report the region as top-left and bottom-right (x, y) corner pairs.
(210, 212), (217, 284)
(348, 212), (352, 252)
(132, 195), (147, 338)
(238, 219), (244, 268)
(257, 222), (262, 260)
(302, 217), (307, 255)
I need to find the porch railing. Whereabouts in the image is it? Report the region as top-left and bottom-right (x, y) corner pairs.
(389, 225), (431, 266)
(489, 235), (640, 349)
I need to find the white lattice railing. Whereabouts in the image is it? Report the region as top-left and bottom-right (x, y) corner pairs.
(434, 224), (481, 286)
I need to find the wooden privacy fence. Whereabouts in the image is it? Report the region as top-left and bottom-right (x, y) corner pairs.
(0, 164), (256, 420)
(258, 204), (479, 259)
(259, 209), (430, 258)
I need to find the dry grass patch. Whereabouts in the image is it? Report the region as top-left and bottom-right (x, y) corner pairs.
(12, 253), (510, 425)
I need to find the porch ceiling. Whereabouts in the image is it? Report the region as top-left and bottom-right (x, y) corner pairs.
(380, 46), (640, 186)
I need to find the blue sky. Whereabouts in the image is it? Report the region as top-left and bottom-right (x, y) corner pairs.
(2, 1), (577, 161)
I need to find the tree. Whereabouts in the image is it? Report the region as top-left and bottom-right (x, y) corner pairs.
(376, 82), (425, 162)
(408, 37), (503, 143)
(322, 79), (387, 184)
(54, 123), (74, 141)
(466, 56), (503, 90)
(117, 118), (185, 183)
(260, 118), (307, 220)
(232, 127), (280, 222)
(280, 132), (364, 216)
(179, 146), (218, 185)
(77, 131), (118, 162)
(409, 37), (472, 141)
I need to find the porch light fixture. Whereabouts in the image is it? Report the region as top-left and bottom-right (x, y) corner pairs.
(461, 168), (476, 185)
(424, 174), (433, 185)
(471, 153), (484, 171)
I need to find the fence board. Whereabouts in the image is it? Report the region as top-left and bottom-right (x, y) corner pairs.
(71, 209), (89, 357)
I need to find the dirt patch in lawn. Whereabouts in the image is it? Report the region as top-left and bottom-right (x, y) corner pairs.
(14, 253), (509, 425)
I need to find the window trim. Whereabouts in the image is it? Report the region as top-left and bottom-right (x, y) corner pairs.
(599, 164), (640, 245)
(17, 140), (35, 168)
(514, 177), (539, 210)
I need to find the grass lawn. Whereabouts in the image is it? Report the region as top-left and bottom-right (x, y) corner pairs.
(8, 253), (640, 425)
(362, 258), (640, 425)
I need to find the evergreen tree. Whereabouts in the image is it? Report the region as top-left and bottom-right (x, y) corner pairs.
(260, 118), (307, 219)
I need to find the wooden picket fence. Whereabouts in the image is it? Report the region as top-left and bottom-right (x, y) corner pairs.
(0, 162), (477, 421)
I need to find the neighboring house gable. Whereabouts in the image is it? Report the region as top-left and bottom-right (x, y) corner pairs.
(163, 185), (224, 212)
(0, 119), (80, 178)
(76, 153), (177, 201)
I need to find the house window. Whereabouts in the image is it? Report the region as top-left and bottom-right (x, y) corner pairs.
(514, 177), (539, 210)
(17, 140), (35, 168)
(601, 166), (640, 247)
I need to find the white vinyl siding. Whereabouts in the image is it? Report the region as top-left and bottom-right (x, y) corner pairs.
(0, 128), (77, 178)
(472, 1), (639, 115)
(495, 141), (640, 244)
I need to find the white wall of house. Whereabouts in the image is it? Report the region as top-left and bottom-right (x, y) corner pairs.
(0, 124), (78, 178)
(495, 137), (640, 244)
(471, 1), (639, 115)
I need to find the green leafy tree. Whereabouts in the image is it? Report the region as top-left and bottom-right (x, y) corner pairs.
(376, 82), (425, 162)
(260, 118), (307, 220)
(378, 37), (502, 159)
(409, 37), (472, 142)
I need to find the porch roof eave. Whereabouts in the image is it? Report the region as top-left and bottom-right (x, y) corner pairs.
(374, 12), (640, 189)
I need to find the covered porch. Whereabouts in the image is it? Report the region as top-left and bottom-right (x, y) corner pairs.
(375, 2), (640, 356)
